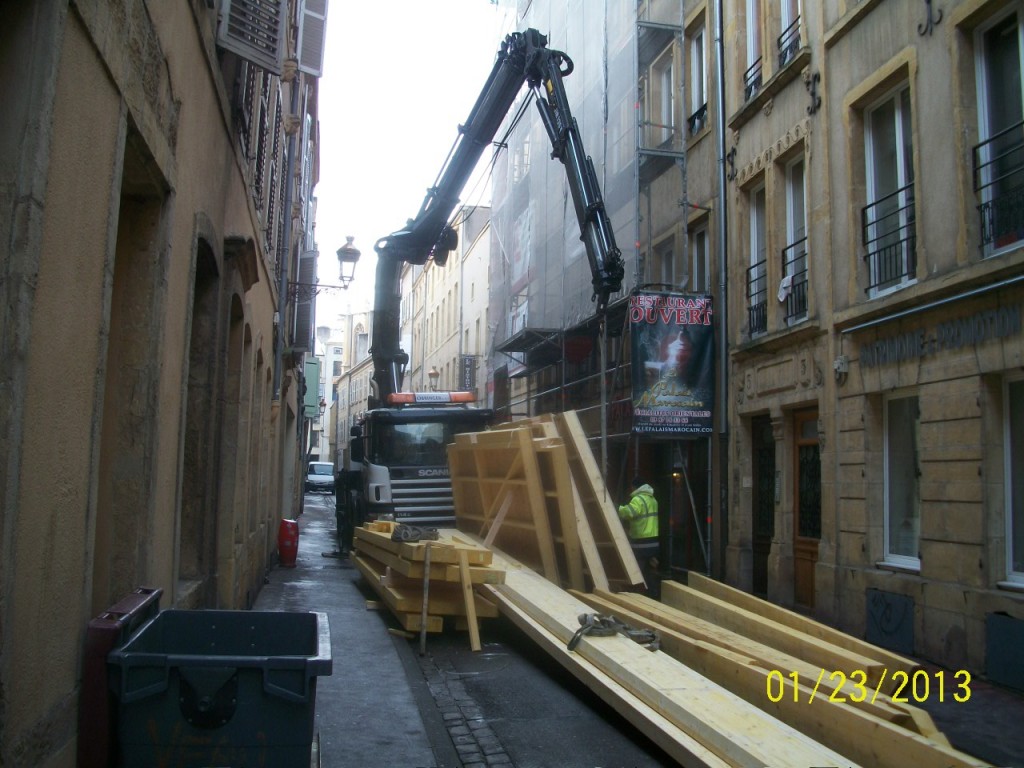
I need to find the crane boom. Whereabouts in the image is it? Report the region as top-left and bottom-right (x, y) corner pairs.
(370, 28), (624, 405)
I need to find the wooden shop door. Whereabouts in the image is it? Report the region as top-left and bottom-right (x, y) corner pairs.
(793, 410), (821, 609)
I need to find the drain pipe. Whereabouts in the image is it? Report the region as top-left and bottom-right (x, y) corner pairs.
(713, 0), (729, 579)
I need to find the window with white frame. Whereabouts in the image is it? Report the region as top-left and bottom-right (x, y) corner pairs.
(689, 224), (710, 293)
(864, 85), (916, 296)
(783, 156), (807, 323)
(974, 10), (1024, 253)
(745, 0), (763, 100)
(646, 44), (677, 148)
(1007, 377), (1024, 583)
(687, 22), (707, 136)
(885, 394), (921, 568)
(747, 185), (767, 336)
(653, 235), (681, 288)
(778, 0), (801, 67)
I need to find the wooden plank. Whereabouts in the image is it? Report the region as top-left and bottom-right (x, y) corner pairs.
(570, 478), (609, 591)
(353, 525), (492, 566)
(479, 544), (856, 767)
(352, 553), (499, 618)
(489, 589), (730, 768)
(590, 590), (916, 728)
(353, 538), (505, 585)
(574, 592), (986, 768)
(514, 427), (560, 582)
(534, 440), (585, 591)
(459, 551), (481, 652)
(553, 411), (644, 588)
(661, 581), (887, 689)
(685, 573), (919, 674)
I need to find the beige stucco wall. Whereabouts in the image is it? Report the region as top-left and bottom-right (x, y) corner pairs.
(0, 1), (309, 764)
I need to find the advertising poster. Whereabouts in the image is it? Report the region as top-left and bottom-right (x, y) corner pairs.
(630, 292), (715, 435)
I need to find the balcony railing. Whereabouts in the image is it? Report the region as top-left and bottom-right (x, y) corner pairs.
(778, 17), (801, 69)
(861, 183), (916, 294)
(687, 102), (708, 137)
(973, 118), (1024, 252)
(747, 258), (768, 336)
(781, 236), (808, 323)
(744, 57), (763, 102)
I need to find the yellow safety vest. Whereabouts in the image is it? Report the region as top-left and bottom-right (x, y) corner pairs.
(618, 485), (658, 540)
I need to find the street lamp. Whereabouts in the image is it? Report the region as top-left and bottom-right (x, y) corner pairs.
(428, 366), (440, 391)
(318, 398), (327, 420)
(337, 236), (361, 288)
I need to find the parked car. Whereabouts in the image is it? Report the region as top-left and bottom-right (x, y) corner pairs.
(305, 461), (335, 493)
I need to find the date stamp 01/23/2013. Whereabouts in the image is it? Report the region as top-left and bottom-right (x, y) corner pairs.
(765, 668), (973, 705)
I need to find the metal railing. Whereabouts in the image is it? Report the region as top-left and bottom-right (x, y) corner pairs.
(778, 17), (801, 68)
(861, 183), (916, 294)
(973, 119), (1024, 251)
(747, 258), (768, 336)
(687, 103), (708, 137)
(781, 236), (808, 323)
(744, 57), (763, 102)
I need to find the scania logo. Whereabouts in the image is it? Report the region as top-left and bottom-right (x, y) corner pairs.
(418, 469), (450, 478)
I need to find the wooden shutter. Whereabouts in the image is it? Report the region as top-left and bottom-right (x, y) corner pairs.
(297, 0), (328, 77)
(218, 0), (286, 75)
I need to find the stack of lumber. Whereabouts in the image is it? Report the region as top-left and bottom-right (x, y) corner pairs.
(351, 521), (503, 644)
(472, 538), (992, 768)
(448, 411), (643, 592)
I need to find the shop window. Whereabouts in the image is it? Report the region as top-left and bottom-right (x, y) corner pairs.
(782, 156), (808, 324)
(1007, 377), (1024, 583)
(973, 10), (1024, 255)
(747, 184), (768, 337)
(863, 84), (916, 296)
(884, 394), (921, 569)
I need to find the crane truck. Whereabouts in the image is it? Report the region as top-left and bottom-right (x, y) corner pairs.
(342, 28), (625, 534)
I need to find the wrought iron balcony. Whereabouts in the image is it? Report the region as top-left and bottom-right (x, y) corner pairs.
(781, 236), (808, 323)
(973, 119), (1024, 252)
(744, 57), (763, 102)
(687, 102), (708, 137)
(778, 17), (801, 69)
(747, 258), (768, 336)
(861, 183), (916, 294)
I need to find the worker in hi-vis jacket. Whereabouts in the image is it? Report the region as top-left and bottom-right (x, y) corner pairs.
(617, 477), (660, 598)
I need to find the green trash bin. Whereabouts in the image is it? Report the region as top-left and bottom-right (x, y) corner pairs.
(108, 609), (332, 768)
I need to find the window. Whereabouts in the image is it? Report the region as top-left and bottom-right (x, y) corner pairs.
(644, 44), (678, 149)
(974, 11), (1024, 253)
(654, 236), (681, 288)
(885, 394), (921, 569)
(778, 0), (801, 68)
(783, 157), (808, 323)
(687, 22), (708, 136)
(745, 0), (764, 101)
(356, 330), (369, 360)
(1007, 378), (1024, 583)
(747, 185), (768, 336)
(689, 224), (709, 292)
(864, 85), (915, 296)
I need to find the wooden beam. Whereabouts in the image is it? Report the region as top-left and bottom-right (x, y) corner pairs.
(685, 573), (919, 675)
(459, 551), (482, 652)
(661, 581), (888, 689)
(480, 545), (854, 767)
(574, 592), (986, 768)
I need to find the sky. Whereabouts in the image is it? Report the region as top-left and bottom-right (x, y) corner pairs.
(312, 0), (516, 333)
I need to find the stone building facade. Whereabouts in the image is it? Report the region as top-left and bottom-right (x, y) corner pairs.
(0, 1), (327, 763)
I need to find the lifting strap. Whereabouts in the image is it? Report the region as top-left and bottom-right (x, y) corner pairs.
(566, 612), (659, 652)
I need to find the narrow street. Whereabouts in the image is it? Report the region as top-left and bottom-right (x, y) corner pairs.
(260, 493), (675, 768)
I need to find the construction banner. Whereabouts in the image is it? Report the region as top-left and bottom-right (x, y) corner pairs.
(629, 292), (715, 435)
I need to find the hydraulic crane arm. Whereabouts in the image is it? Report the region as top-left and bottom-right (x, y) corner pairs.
(371, 28), (624, 404)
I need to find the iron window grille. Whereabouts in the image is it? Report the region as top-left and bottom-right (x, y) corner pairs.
(747, 258), (768, 336)
(973, 118), (1024, 252)
(744, 57), (763, 102)
(778, 17), (801, 69)
(687, 102), (708, 136)
(781, 236), (808, 323)
(861, 183), (916, 294)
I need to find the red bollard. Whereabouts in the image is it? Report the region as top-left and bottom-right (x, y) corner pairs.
(278, 518), (299, 567)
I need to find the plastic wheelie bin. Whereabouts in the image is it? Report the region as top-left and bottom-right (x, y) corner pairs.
(107, 609), (332, 767)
